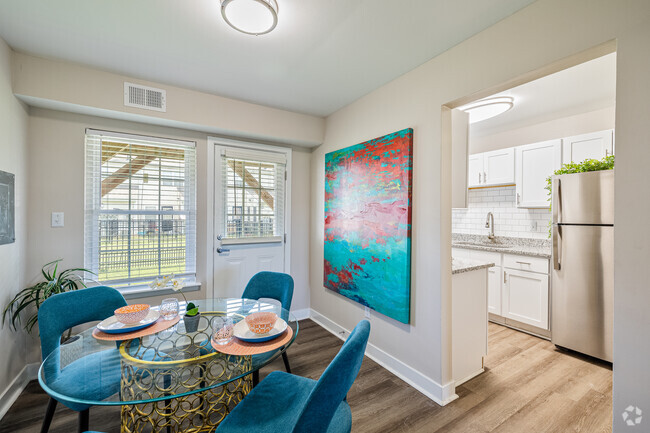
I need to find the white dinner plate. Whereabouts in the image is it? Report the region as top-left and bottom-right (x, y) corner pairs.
(233, 317), (288, 343)
(96, 310), (160, 334)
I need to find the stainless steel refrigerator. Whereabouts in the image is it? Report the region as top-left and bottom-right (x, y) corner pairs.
(551, 169), (614, 362)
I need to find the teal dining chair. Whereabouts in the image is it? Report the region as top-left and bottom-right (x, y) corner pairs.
(216, 319), (371, 433)
(242, 271), (294, 385)
(38, 285), (127, 433)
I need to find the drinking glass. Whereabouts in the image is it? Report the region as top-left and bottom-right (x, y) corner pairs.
(160, 298), (179, 320)
(212, 316), (234, 346)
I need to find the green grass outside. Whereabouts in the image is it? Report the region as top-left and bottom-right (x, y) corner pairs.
(98, 234), (187, 282)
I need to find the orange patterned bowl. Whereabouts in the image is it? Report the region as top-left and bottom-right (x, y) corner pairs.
(245, 312), (278, 334)
(114, 304), (150, 325)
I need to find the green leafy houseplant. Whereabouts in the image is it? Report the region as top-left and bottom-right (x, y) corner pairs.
(545, 154), (615, 236)
(2, 259), (93, 342)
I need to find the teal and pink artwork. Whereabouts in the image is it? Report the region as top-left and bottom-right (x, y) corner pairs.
(324, 128), (413, 324)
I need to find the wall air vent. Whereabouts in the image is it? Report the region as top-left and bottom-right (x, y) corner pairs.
(124, 82), (166, 112)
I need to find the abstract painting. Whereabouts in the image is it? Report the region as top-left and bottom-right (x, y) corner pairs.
(324, 128), (413, 324)
(0, 170), (15, 245)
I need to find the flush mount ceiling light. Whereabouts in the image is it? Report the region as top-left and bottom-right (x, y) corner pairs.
(459, 96), (514, 124)
(220, 0), (279, 36)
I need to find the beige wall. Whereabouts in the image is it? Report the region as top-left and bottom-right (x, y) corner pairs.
(0, 38), (31, 401)
(12, 52), (325, 148)
(470, 105), (616, 154)
(310, 0), (650, 422)
(25, 108), (311, 311)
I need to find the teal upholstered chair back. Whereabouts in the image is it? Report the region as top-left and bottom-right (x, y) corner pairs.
(292, 320), (370, 433)
(242, 272), (294, 321)
(38, 285), (127, 362)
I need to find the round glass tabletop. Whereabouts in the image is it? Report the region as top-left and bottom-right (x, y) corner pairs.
(38, 298), (298, 408)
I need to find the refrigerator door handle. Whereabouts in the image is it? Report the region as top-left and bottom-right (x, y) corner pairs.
(552, 178), (561, 223)
(553, 225), (562, 270)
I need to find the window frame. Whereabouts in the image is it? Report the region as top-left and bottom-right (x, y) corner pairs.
(84, 129), (198, 291)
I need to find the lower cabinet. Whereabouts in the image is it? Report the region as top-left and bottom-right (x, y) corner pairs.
(502, 268), (549, 330)
(487, 266), (502, 316)
(452, 247), (550, 333)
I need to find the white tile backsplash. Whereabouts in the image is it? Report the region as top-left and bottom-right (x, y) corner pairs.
(452, 186), (551, 239)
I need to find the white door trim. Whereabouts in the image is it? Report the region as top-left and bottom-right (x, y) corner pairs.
(207, 137), (292, 299)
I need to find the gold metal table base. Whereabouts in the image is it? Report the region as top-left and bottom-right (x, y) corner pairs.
(120, 370), (251, 433)
(119, 313), (253, 433)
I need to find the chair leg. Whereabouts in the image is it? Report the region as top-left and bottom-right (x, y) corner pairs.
(282, 352), (292, 374)
(40, 397), (57, 433)
(253, 370), (259, 387)
(78, 409), (89, 433)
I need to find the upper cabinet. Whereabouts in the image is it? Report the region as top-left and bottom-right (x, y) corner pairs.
(467, 148), (515, 188)
(562, 129), (614, 165)
(515, 139), (561, 208)
(485, 149), (516, 185)
(468, 154), (484, 187)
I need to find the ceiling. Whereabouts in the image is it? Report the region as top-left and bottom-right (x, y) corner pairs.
(0, 0), (536, 117)
(469, 52), (617, 137)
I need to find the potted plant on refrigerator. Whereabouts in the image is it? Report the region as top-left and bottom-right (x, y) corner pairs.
(545, 154), (615, 237)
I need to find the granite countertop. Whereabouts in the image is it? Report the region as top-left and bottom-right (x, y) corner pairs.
(452, 257), (495, 275)
(452, 234), (552, 258)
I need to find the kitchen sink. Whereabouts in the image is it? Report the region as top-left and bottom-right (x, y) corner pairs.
(454, 241), (513, 249)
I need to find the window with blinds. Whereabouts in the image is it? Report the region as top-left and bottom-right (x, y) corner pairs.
(85, 129), (197, 288)
(219, 147), (286, 242)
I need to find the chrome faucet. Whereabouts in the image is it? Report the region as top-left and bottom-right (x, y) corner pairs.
(485, 212), (495, 240)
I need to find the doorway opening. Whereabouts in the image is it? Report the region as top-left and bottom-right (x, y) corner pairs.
(444, 47), (616, 428)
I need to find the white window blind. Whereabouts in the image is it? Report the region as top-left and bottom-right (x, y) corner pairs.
(219, 148), (286, 241)
(85, 129), (197, 288)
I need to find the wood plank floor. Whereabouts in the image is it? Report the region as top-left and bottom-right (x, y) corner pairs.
(0, 320), (612, 433)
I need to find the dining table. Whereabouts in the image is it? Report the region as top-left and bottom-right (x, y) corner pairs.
(38, 298), (299, 433)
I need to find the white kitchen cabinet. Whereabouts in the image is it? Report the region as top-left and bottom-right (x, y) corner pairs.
(487, 266), (502, 316)
(453, 249), (501, 316)
(484, 148), (515, 185)
(562, 129), (614, 165)
(503, 268), (549, 330)
(515, 139), (561, 208)
(453, 246), (550, 334)
(467, 148), (515, 188)
(467, 154), (484, 187)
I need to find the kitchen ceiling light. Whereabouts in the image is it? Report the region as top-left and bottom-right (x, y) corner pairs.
(459, 96), (514, 124)
(220, 0), (279, 36)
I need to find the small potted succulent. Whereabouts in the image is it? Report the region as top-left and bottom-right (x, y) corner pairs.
(150, 274), (200, 332)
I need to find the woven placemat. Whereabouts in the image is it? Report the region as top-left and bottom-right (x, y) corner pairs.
(92, 316), (180, 341)
(211, 327), (294, 356)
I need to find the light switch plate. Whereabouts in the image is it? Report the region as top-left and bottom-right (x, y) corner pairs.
(51, 212), (64, 228)
(364, 306), (371, 318)
(529, 221), (538, 232)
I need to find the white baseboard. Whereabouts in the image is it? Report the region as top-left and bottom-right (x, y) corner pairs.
(309, 309), (458, 406)
(290, 308), (311, 321)
(0, 362), (39, 421)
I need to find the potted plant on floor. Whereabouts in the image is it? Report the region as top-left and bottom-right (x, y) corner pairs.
(150, 274), (201, 332)
(2, 259), (94, 366)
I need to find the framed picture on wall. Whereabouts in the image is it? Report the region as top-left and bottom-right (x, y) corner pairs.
(0, 170), (15, 245)
(323, 128), (413, 324)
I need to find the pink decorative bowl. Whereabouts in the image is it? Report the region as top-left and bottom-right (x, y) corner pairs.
(114, 304), (150, 325)
(245, 312), (278, 334)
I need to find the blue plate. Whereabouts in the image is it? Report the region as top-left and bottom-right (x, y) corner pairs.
(233, 318), (288, 343)
(97, 310), (160, 334)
